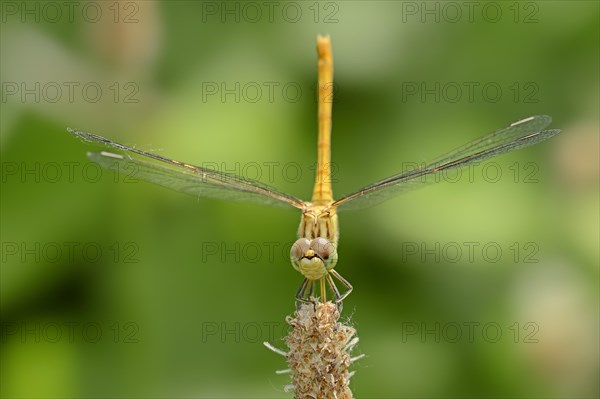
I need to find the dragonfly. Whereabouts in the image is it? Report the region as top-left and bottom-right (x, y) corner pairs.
(68, 35), (561, 305)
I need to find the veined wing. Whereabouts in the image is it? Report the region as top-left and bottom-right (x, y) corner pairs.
(333, 115), (560, 211)
(67, 128), (305, 209)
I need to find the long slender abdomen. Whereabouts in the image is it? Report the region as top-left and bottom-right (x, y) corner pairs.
(311, 35), (334, 204)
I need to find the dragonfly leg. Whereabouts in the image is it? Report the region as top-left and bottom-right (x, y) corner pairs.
(320, 276), (327, 302)
(325, 272), (342, 301)
(325, 272), (344, 311)
(296, 278), (309, 299)
(295, 278), (317, 309)
(329, 269), (353, 303)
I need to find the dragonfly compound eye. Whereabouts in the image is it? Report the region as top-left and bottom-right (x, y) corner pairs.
(310, 237), (338, 270)
(290, 238), (311, 271)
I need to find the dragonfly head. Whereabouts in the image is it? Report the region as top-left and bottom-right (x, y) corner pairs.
(290, 237), (338, 280)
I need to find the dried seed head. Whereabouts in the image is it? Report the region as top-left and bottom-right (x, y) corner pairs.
(285, 301), (359, 399)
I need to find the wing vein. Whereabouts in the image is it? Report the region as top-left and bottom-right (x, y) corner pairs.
(67, 128), (305, 209)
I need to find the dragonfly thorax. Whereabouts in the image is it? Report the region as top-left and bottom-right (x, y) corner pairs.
(298, 204), (339, 244)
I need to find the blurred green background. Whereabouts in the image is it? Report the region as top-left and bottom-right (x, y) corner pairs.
(1, 1), (598, 398)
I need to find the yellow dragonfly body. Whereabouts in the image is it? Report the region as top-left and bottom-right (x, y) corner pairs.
(68, 35), (561, 304)
(291, 36), (347, 302)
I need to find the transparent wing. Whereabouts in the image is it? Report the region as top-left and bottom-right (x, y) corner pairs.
(67, 128), (305, 209)
(333, 115), (560, 211)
